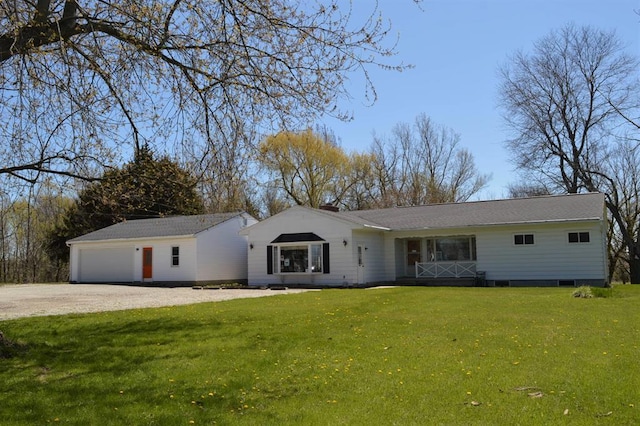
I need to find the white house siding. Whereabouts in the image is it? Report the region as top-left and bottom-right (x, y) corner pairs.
(475, 221), (607, 285)
(134, 237), (198, 283)
(196, 214), (257, 282)
(245, 208), (357, 287)
(352, 229), (386, 284)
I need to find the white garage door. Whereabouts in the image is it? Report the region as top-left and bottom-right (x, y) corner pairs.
(78, 247), (134, 283)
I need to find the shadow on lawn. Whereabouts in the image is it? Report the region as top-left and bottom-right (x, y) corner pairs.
(1, 306), (299, 423)
(1, 313), (235, 419)
(0, 330), (29, 359)
(2, 311), (227, 371)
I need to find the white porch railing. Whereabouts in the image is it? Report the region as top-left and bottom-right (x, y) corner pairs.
(415, 262), (477, 278)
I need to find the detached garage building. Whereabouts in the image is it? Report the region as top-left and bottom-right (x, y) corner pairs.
(67, 212), (256, 286)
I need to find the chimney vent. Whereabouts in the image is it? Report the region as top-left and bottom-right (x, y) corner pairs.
(319, 203), (339, 212)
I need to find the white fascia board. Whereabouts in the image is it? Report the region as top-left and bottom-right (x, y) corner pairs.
(67, 234), (195, 245)
(411, 217), (602, 231)
(363, 224), (391, 231)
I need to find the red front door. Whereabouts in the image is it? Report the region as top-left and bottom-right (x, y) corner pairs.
(142, 247), (153, 280)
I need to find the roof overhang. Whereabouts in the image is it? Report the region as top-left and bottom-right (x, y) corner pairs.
(271, 232), (325, 243)
(66, 234), (196, 246)
(362, 224), (391, 231)
(395, 217), (604, 232)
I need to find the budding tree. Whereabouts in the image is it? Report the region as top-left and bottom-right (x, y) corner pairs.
(0, 0), (407, 182)
(259, 129), (351, 208)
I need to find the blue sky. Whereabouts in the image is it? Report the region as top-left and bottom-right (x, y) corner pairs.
(323, 0), (640, 199)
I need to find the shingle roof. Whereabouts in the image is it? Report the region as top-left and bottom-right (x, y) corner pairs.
(307, 206), (392, 229)
(338, 193), (605, 230)
(67, 213), (242, 243)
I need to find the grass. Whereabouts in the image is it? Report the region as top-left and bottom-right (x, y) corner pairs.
(1, 286), (639, 425)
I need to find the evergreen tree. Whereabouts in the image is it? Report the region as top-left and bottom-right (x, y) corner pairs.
(48, 147), (204, 263)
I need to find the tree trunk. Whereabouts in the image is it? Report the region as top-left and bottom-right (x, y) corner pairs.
(630, 244), (640, 284)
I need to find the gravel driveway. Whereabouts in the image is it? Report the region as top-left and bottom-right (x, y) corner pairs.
(0, 284), (314, 321)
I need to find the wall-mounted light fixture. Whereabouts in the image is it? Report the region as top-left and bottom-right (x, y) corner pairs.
(343, 239), (348, 246)
(250, 243), (254, 250)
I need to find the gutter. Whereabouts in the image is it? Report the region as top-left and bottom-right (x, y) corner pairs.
(362, 224), (392, 231)
(66, 234), (196, 246)
(395, 217), (603, 232)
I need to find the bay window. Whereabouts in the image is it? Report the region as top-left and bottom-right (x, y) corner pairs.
(267, 237), (329, 274)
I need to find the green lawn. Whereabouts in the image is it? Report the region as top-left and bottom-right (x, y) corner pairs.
(1, 286), (639, 425)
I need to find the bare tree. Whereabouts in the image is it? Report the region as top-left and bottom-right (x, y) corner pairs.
(601, 140), (640, 282)
(0, 0), (409, 183)
(339, 152), (379, 210)
(184, 120), (261, 217)
(499, 24), (640, 283)
(372, 114), (489, 206)
(0, 178), (71, 283)
(506, 183), (551, 199)
(340, 134), (402, 209)
(262, 183), (292, 218)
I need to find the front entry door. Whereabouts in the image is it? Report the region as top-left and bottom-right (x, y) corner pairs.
(407, 239), (421, 277)
(142, 247), (153, 280)
(357, 244), (365, 284)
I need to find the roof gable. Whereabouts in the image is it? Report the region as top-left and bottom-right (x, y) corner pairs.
(240, 205), (383, 235)
(67, 213), (244, 243)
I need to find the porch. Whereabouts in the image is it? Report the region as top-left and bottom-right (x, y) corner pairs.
(397, 236), (478, 282)
(415, 261), (477, 279)
(393, 261), (483, 287)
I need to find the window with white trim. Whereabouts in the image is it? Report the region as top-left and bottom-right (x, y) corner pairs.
(425, 237), (477, 261)
(275, 243), (323, 273)
(514, 234), (534, 245)
(171, 246), (180, 266)
(568, 232), (590, 243)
